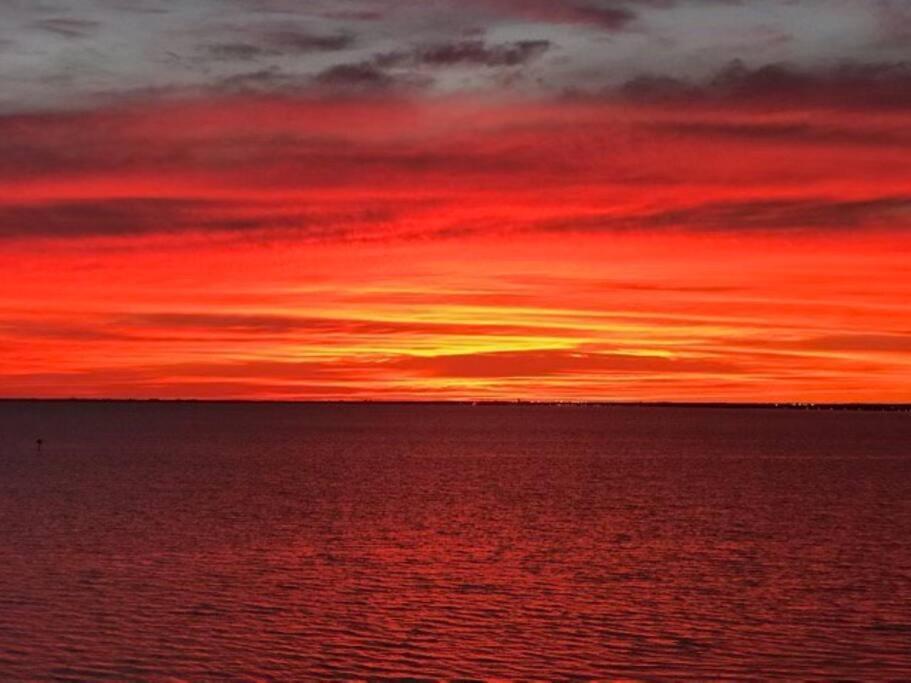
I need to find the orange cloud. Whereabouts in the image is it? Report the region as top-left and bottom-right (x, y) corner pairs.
(0, 92), (909, 401)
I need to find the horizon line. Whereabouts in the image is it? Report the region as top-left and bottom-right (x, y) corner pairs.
(1, 398), (910, 411)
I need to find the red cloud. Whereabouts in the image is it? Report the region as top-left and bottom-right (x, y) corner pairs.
(0, 85), (909, 401)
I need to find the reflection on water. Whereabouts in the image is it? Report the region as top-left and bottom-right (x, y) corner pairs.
(0, 402), (909, 679)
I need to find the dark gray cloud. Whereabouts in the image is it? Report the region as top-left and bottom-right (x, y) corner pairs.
(872, 0), (911, 49)
(560, 4), (637, 29)
(217, 67), (302, 92)
(321, 9), (385, 22)
(620, 60), (911, 109)
(206, 42), (275, 61)
(204, 31), (355, 64)
(3, 0), (910, 110)
(31, 17), (101, 39)
(475, 0), (639, 30)
(314, 38), (553, 93)
(377, 39), (552, 68)
(315, 62), (397, 89)
(264, 30), (355, 53)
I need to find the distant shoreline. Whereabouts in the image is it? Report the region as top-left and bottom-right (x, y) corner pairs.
(1, 398), (909, 412)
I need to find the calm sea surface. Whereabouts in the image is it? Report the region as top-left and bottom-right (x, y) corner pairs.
(0, 402), (909, 680)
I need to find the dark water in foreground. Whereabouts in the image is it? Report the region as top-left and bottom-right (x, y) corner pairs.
(1, 402), (909, 680)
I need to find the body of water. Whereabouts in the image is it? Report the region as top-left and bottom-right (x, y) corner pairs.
(1, 402), (909, 680)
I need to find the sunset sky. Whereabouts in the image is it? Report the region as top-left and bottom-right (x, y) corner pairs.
(1, 0), (910, 401)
